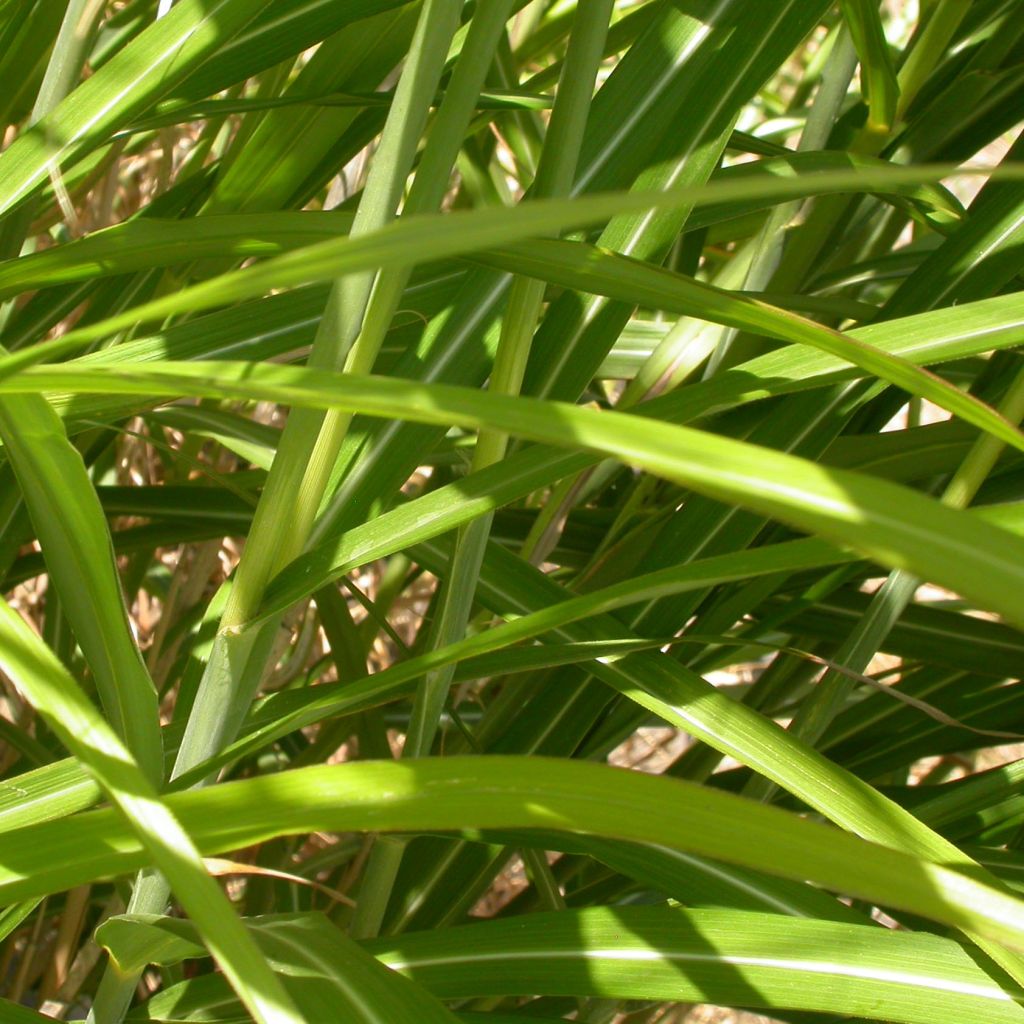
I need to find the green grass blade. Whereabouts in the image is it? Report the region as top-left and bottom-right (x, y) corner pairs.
(0, 395), (163, 783)
(0, 599), (304, 1024)
(98, 912), (463, 1024)
(4, 757), (1024, 953)
(101, 905), (1024, 1024)
(473, 238), (1024, 455)
(0, 0), (277, 218)
(11, 358), (1024, 629)
(3, 163), (1012, 378)
(368, 905), (1024, 1024)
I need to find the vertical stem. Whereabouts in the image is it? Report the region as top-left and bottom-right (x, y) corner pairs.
(94, 3), (466, 1017)
(896, 0), (971, 121)
(172, 0), (465, 780)
(350, 0), (617, 943)
(309, 0), (520, 546)
(704, 25), (858, 373)
(34, 0), (106, 120)
(404, 0), (616, 763)
(0, 0), (105, 263)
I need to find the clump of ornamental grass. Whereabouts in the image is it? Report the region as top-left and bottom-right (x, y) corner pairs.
(0, 2), (1024, 1024)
